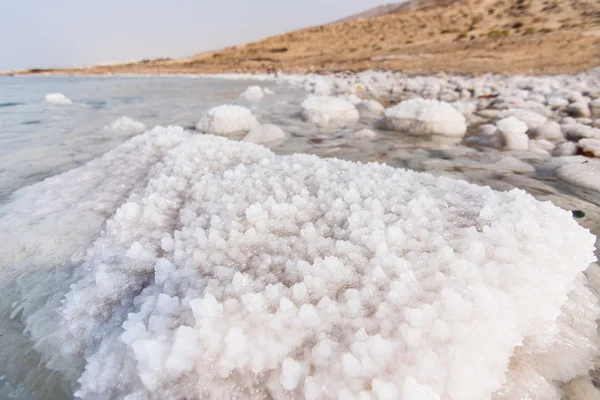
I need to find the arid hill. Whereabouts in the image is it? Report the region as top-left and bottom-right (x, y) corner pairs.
(6, 0), (600, 76)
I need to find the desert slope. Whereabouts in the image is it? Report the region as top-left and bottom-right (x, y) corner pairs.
(4, 0), (600, 75)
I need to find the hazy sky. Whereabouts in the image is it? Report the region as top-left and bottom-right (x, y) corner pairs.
(0, 0), (388, 71)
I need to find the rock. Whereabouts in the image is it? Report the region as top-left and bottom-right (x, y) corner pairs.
(196, 105), (259, 135)
(239, 86), (265, 102)
(353, 129), (377, 140)
(496, 109), (547, 130)
(578, 138), (600, 157)
(104, 116), (146, 135)
(496, 116), (529, 150)
(552, 142), (579, 157)
(300, 96), (360, 128)
(356, 100), (385, 118)
(477, 124), (498, 136)
(382, 98), (467, 137)
(529, 121), (563, 141)
(547, 97), (569, 109)
(566, 102), (591, 118)
(590, 99), (600, 118)
(529, 139), (555, 152)
(243, 124), (286, 144)
(45, 93), (72, 105)
(562, 124), (600, 141)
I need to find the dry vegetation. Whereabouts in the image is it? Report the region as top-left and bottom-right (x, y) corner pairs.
(6, 0), (600, 76)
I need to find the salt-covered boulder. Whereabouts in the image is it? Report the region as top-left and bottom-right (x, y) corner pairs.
(562, 123), (600, 141)
(547, 97), (569, 110)
(3, 129), (598, 400)
(566, 102), (591, 118)
(590, 99), (600, 119)
(300, 96), (360, 128)
(356, 100), (385, 117)
(239, 86), (265, 102)
(243, 124), (285, 144)
(496, 116), (529, 150)
(196, 105), (259, 135)
(529, 121), (563, 141)
(353, 128), (377, 140)
(477, 124), (498, 137)
(104, 116), (146, 135)
(578, 138), (600, 157)
(552, 142), (579, 157)
(45, 93), (72, 105)
(496, 109), (547, 130)
(382, 98), (467, 137)
(529, 139), (555, 154)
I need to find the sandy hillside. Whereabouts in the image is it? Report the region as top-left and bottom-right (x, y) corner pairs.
(5, 0), (600, 75)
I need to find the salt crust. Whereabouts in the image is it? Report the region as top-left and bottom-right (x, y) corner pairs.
(1, 126), (597, 400)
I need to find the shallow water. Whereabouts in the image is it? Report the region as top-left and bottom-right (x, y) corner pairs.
(0, 75), (599, 399)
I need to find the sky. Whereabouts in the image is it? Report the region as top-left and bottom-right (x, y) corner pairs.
(0, 0), (389, 71)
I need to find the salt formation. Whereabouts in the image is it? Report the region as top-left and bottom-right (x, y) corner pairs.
(353, 128), (377, 139)
(196, 105), (259, 135)
(2, 128), (598, 400)
(556, 159), (600, 201)
(239, 86), (265, 101)
(496, 117), (529, 150)
(44, 93), (72, 105)
(243, 124), (285, 144)
(356, 100), (385, 118)
(300, 95), (360, 127)
(383, 99), (467, 137)
(578, 138), (600, 157)
(104, 116), (146, 135)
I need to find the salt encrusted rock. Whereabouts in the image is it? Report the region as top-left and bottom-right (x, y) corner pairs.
(529, 121), (563, 141)
(356, 100), (385, 117)
(196, 105), (259, 135)
(553, 142), (579, 157)
(547, 97), (569, 109)
(477, 124), (498, 137)
(566, 102), (591, 118)
(353, 128), (377, 139)
(590, 99), (600, 118)
(496, 116), (529, 150)
(382, 98), (467, 137)
(239, 86), (265, 101)
(3, 128), (597, 400)
(529, 139), (555, 153)
(578, 138), (600, 157)
(496, 109), (547, 130)
(243, 124), (285, 144)
(45, 93), (72, 105)
(104, 116), (146, 135)
(562, 124), (600, 141)
(300, 96), (360, 127)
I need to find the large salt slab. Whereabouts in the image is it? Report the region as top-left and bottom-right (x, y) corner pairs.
(556, 159), (600, 204)
(44, 93), (72, 105)
(1, 129), (598, 400)
(383, 98), (467, 137)
(104, 116), (146, 135)
(300, 95), (360, 128)
(196, 105), (259, 135)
